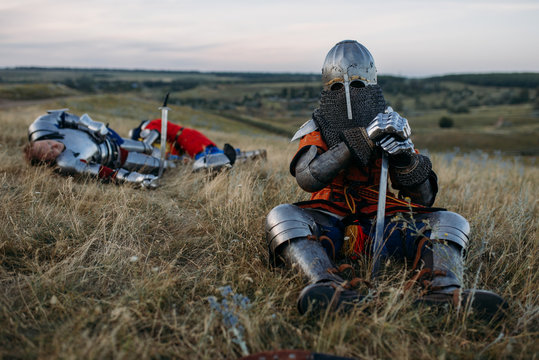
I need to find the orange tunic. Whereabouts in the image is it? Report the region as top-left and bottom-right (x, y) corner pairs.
(293, 130), (427, 218)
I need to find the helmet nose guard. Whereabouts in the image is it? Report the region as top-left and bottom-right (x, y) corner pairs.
(322, 40), (378, 120)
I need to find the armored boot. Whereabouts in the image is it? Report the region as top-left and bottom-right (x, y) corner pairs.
(413, 212), (507, 321)
(281, 238), (364, 314)
(266, 204), (364, 315)
(235, 149), (267, 163)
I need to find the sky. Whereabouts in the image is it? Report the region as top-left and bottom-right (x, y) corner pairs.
(1, 0), (538, 77)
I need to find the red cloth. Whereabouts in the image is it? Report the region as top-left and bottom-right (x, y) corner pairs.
(144, 119), (216, 158)
(98, 166), (116, 179)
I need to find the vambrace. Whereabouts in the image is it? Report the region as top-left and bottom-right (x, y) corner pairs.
(395, 171), (438, 207)
(390, 153), (432, 187)
(339, 127), (374, 167)
(294, 143), (351, 192)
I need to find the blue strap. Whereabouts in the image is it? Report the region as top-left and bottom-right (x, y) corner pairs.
(194, 145), (223, 160)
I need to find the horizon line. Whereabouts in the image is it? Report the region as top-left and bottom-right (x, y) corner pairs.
(2, 65), (538, 80)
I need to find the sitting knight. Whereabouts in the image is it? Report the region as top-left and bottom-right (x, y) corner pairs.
(265, 40), (506, 319)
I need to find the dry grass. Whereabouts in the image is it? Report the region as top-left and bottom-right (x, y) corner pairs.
(0, 103), (537, 359)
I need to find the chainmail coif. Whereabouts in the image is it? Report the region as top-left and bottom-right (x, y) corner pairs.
(313, 85), (386, 148)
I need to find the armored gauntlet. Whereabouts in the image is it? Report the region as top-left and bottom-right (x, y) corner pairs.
(339, 127), (374, 167)
(115, 169), (159, 189)
(367, 110), (411, 141)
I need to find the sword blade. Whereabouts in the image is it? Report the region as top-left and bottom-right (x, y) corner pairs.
(372, 151), (388, 280)
(158, 106), (169, 178)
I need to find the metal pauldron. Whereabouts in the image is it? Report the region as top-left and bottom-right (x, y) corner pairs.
(28, 110), (77, 142)
(265, 204), (319, 256)
(423, 211), (470, 249)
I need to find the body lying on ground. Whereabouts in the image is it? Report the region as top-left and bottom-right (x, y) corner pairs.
(129, 119), (266, 172)
(25, 109), (168, 188)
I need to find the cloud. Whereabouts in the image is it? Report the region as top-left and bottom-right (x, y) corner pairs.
(1, 0), (538, 75)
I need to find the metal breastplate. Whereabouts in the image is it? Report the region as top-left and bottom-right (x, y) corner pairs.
(29, 111), (120, 167)
(32, 126), (117, 168)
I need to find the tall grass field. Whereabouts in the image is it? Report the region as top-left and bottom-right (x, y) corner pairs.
(0, 93), (537, 359)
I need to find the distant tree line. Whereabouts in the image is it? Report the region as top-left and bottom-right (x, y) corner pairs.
(1, 68), (536, 114)
(428, 73), (539, 88)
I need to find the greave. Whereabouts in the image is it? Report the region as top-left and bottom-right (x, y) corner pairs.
(420, 239), (463, 294)
(281, 238), (344, 284)
(236, 149), (267, 162)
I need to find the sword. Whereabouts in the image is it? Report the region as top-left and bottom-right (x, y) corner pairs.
(158, 93), (170, 178)
(372, 150), (388, 280)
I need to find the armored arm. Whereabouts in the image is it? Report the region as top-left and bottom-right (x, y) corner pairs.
(292, 143), (351, 192)
(139, 129), (160, 147)
(60, 113), (109, 139)
(388, 151), (438, 206)
(366, 109), (437, 206)
(55, 150), (158, 188)
(119, 138), (154, 154)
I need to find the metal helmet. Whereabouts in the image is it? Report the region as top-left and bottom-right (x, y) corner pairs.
(322, 40), (378, 119)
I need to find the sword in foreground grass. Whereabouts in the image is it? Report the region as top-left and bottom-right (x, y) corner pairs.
(158, 93), (170, 179)
(372, 150), (388, 280)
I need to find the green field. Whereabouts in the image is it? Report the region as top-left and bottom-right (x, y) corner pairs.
(1, 68), (537, 156)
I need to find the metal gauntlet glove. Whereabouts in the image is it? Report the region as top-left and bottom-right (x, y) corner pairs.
(115, 169), (159, 189)
(367, 110), (411, 141)
(79, 113), (109, 139)
(339, 127), (374, 167)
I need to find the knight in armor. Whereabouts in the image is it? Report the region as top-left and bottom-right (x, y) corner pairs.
(129, 119), (267, 172)
(265, 40), (506, 319)
(25, 109), (172, 188)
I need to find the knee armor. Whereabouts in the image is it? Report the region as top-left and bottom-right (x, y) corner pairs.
(424, 211), (470, 249)
(266, 204), (319, 256)
(265, 204), (343, 284)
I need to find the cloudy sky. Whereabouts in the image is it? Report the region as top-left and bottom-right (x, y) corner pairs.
(1, 0), (538, 77)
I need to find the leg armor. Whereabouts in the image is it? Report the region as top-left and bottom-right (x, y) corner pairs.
(192, 152), (232, 172)
(418, 211), (470, 292)
(266, 204), (364, 314)
(119, 138), (154, 155)
(416, 211), (507, 320)
(122, 152), (168, 174)
(235, 149), (267, 163)
(266, 204), (340, 284)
